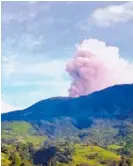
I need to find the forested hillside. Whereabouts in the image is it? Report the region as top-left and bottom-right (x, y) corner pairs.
(1, 84), (133, 166)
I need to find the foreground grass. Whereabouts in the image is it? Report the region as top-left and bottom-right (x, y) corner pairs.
(59, 144), (120, 166)
(107, 144), (123, 151)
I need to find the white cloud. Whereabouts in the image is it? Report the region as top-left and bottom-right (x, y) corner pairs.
(1, 80), (70, 111)
(26, 86), (69, 105)
(20, 34), (45, 50)
(27, 2), (51, 12)
(76, 19), (91, 32)
(1, 13), (15, 24)
(2, 2), (51, 24)
(2, 55), (69, 109)
(2, 12), (27, 24)
(1, 100), (19, 113)
(21, 60), (66, 81)
(2, 55), (67, 82)
(90, 2), (133, 27)
(10, 80), (70, 87)
(2, 55), (17, 78)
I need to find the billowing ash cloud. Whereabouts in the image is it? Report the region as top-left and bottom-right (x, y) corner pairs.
(66, 39), (133, 97)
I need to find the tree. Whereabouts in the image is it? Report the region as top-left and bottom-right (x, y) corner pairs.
(88, 120), (118, 146)
(9, 152), (21, 166)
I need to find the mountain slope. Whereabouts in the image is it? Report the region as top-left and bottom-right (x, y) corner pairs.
(2, 84), (133, 123)
(2, 84), (133, 166)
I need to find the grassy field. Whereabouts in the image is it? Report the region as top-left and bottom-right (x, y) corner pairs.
(1, 121), (46, 146)
(58, 144), (121, 166)
(2, 122), (132, 166)
(107, 144), (123, 151)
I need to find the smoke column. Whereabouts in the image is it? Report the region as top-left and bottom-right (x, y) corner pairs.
(66, 39), (133, 97)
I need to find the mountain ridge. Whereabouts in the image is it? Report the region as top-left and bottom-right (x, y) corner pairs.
(2, 84), (133, 166)
(2, 84), (133, 125)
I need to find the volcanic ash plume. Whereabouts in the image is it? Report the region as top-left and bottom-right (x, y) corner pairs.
(66, 39), (133, 97)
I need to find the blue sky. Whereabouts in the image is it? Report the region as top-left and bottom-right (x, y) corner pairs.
(1, 1), (133, 109)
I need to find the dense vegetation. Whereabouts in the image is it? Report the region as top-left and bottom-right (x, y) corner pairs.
(1, 120), (133, 166)
(1, 84), (133, 166)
